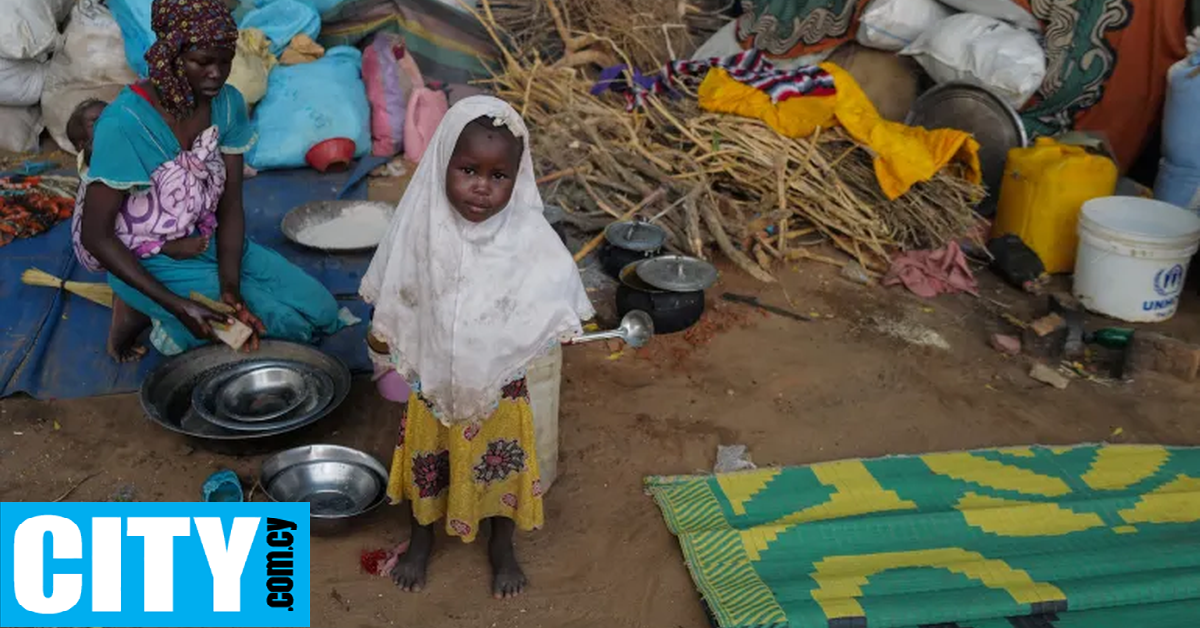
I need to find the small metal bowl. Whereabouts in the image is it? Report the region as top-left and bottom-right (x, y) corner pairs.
(260, 445), (388, 535)
(214, 365), (308, 423)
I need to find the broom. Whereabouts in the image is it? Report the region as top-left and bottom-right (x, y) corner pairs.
(21, 268), (114, 308)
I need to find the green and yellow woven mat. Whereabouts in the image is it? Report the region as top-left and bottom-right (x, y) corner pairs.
(645, 444), (1200, 628)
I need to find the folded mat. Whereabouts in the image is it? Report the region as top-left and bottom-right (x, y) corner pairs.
(646, 444), (1200, 628)
(1, 168), (375, 400)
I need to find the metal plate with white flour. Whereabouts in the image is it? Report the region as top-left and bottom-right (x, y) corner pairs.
(281, 200), (395, 253)
(905, 82), (1028, 217)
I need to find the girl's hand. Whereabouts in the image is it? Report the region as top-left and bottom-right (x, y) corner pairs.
(221, 291), (267, 352)
(170, 300), (230, 341)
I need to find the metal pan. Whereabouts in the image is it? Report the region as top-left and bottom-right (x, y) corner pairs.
(210, 362), (309, 423)
(280, 200), (395, 253)
(140, 340), (351, 441)
(905, 81), (1028, 217)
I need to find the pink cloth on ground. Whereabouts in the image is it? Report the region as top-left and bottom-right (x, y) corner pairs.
(883, 241), (979, 298)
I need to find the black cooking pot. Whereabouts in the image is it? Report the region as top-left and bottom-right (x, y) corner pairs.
(600, 220), (667, 279)
(615, 261), (704, 334)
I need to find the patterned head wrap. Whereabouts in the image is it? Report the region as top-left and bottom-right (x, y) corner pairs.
(144, 0), (238, 119)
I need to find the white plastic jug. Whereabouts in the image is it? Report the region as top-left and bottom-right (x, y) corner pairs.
(1074, 197), (1200, 322)
(527, 345), (562, 493)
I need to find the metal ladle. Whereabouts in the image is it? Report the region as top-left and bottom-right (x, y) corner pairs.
(566, 310), (654, 348)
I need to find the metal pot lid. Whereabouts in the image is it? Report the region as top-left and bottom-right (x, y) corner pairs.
(636, 255), (718, 292)
(905, 82), (1028, 216)
(619, 260), (665, 293)
(605, 220), (667, 252)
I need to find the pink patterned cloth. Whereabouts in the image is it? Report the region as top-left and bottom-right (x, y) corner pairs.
(72, 126), (227, 273)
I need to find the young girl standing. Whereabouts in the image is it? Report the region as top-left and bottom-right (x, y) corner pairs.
(360, 96), (594, 598)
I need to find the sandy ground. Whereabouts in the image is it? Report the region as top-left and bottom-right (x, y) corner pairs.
(3, 254), (1200, 628)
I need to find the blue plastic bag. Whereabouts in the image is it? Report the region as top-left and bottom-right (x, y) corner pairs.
(107, 0), (325, 76)
(235, 0), (352, 21)
(248, 46), (371, 171)
(238, 0), (321, 55)
(1161, 53), (1200, 170)
(1154, 158), (1200, 212)
(108, 0), (155, 77)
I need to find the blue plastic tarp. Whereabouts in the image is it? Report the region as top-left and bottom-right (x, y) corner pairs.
(0, 168), (375, 400)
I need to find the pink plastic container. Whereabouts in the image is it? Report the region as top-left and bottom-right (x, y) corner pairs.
(375, 368), (410, 403)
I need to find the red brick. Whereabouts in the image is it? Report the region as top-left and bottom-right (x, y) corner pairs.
(1130, 332), (1200, 382)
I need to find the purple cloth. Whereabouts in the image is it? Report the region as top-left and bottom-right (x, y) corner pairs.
(71, 126), (226, 273)
(590, 50), (835, 111)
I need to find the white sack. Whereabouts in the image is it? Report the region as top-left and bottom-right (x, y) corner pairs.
(0, 57), (46, 106)
(857, 0), (954, 51)
(936, 0), (1040, 32)
(902, 13), (1046, 109)
(0, 105), (43, 152)
(0, 0), (73, 60)
(42, 0), (139, 153)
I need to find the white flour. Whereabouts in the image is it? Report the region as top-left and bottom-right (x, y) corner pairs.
(296, 203), (391, 249)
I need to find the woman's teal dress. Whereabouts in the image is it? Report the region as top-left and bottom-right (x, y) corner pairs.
(75, 85), (346, 355)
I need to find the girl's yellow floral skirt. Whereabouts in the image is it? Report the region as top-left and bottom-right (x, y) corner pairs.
(386, 378), (544, 543)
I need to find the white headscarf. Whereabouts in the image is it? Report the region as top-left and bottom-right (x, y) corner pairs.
(360, 96), (594, 425)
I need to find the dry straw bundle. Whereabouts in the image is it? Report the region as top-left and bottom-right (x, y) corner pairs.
(487, 0), (730, 69)
(470, 0), (984, 281)
(22, 268), (113, 307)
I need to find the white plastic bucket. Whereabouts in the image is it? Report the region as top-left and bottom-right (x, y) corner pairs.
(1074, 196), (1200, 322)
(527, 345), (562, 493)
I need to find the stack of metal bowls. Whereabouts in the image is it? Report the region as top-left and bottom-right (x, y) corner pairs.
(190, 359), (336, 434)
(260, 445), (389, 535)
(140, 340), (352, 442)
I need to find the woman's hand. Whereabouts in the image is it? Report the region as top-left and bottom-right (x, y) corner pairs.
(170, 299), (231, 341)
(221, 291), (267, 351)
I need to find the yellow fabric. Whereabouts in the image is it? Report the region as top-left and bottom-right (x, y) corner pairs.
(697, 68), (837, 139)
(695, 63), (983, 200)
(386, 390), (544, 543)
(227, 29), (276, 106)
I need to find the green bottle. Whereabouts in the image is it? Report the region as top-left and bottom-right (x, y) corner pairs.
(1086, 327), (1134, 349)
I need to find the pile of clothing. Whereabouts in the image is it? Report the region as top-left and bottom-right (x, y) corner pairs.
(722, 0), (1188, 177)
(0, 165), (77, 248)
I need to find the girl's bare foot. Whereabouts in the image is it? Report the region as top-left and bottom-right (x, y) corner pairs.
(159, 235), (209, 260)
(107, 296), (149, 363)
(488, 517), (527, 599)
(391, 511), (433, 592)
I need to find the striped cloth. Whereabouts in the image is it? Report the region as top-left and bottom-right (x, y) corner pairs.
(318, 0), (498, 85)
(593, 49), (836, 111)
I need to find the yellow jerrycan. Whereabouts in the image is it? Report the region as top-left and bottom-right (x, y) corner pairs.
(992, 137), (1118, 273)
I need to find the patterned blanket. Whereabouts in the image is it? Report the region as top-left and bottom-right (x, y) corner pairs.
(646, 444), (1200, 628)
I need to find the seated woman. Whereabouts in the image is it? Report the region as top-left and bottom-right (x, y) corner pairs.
(72, 0), (346, 362)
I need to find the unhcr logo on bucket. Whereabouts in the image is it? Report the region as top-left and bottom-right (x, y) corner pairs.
(1144, 264), (1187, 313)
(0, 502), (311, 627)
(1154, 264), (1186, 297)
